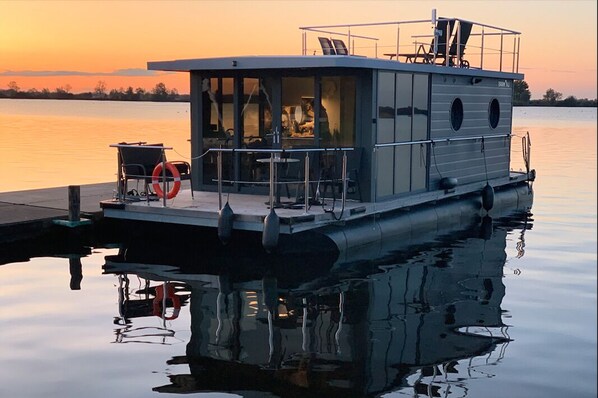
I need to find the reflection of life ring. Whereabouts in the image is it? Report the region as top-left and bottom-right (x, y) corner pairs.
(151, 162), (181, 199)
(153, 283), (181, 320)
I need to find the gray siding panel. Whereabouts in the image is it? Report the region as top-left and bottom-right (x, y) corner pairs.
(428, 74), (513, 189)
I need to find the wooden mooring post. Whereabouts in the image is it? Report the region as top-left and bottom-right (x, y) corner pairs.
(53, 185), (92, 228)
(69, 185), (81, 222)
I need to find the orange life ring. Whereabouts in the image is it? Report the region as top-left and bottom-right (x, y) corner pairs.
(153, 283), (181, 320)
(152, 162), (181, 199)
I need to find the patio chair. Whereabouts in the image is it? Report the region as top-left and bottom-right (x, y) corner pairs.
(447, 20), (473, 68)
(318, 37), (336, 55)
(279, 147), (319, 205)
(332, 39), (349, 55)
(317, 148), (362, 203)
(118, 142), (193, 200)
(396, 18), (455, 64)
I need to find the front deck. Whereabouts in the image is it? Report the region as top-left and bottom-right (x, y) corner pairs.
(101, 171), (531, 235)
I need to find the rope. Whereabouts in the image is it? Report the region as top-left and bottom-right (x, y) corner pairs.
(431, 141), (443, 179)
(172, 147), (211, 161)
(481, 137), (489, 182)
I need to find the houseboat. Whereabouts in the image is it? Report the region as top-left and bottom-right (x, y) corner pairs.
(101, 12), (535, 252)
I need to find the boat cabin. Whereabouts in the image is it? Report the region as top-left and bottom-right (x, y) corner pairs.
(148, 16), (523, 203)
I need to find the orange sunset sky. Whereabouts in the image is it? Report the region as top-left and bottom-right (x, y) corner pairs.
(1, 0), (596, 99)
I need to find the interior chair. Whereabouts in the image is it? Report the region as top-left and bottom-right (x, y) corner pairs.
(118, 142), (193, 200)
(318, 37), (336, 55)
(332, 39), (349, 55)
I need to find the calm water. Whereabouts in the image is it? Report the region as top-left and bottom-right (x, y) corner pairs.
(0, 100), (596, 398)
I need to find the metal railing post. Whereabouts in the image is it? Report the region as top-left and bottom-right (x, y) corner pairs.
(217, 149), (223, 210)
(456, 22), (461, 66)
(304, 152), (310, 214)
(161, 148), (167, 207)
(445, 20), (451, 67)
(341, 150), (348, 209)
(302, 31), (306, 55)
(269, 152), (274, 208)
(396, 25), (400, 60)
(499, 31), (504, 71)
(480, 27), (485, 69)
(116, 150), (123, 201)
(512, 36), (516, 72)
(516, 36), (520, 73)
(347, 27), (351, 54)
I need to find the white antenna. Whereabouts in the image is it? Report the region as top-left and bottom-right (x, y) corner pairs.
(431, 8), (437, 24)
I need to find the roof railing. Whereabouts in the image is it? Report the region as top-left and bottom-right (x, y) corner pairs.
(300, 11), (521, 73)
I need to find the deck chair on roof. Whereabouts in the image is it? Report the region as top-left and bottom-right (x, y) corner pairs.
(447, 21), (473, 68)
(118, 142), (193, 200)
(318, 37), (336, 55)
(332, 39), (349, 55)
(397, 18), (455, 64)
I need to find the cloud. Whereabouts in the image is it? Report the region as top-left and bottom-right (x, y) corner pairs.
(0, 68), (171, 77)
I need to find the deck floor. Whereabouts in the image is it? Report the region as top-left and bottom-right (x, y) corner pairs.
(103, 188), (366, 233)
(102, 172), (532, 234)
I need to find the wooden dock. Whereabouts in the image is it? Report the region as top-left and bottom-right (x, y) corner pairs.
(0, 182), (114, 243)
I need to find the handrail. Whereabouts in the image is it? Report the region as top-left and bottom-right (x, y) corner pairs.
(110, 144), (173, 150)
(374, 133), (510, 149)
(206, 147), (354, 154)
(211, 147), (354, 215)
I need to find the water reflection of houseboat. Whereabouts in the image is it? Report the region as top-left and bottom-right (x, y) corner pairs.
(103, 212), (532, 396)
(101, 12), (534, 252)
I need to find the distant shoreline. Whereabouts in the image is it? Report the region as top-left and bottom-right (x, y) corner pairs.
(0, 96), (190, 103)
(1, 94), (596, 107)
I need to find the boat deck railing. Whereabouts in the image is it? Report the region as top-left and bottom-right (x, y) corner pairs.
(110, 144), (355, 214)
(208, 147), (354, 213)
(300, 12), (521, 73)
(111, 133), (532, 213)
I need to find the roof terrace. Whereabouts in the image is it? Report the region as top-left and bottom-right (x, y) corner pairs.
(300, 11), (521, 73)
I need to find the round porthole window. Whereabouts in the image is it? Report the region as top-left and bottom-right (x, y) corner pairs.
(489, 99), (500, 129)
(450, 98), (463, 131)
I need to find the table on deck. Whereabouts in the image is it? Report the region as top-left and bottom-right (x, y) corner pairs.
(256, 157), (300, 208)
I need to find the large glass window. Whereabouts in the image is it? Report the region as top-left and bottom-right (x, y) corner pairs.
(321, 76), (356, 147)
(199, 74), (358, 187)
(201, 78), (233, 183)
(281, 77), (314, 148)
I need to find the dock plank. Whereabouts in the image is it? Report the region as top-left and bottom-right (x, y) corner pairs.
(0, 182), (114, 242)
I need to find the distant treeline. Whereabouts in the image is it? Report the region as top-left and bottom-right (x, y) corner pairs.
(514, 80), (596, 107)
(0, 81), (190, 102)
(1, 79), (595, 107)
